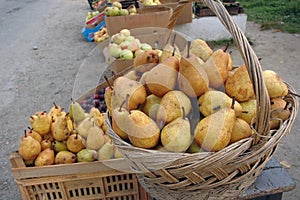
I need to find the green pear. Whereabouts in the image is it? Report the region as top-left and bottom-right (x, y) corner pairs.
(112, 105), (130, 140)
(239, 99), (257, 125)
(69, 99), (86, 123)
(194, 106), (236, 152)
(77, 117), (94, 138)
(86, 125), (105, 150)
(113, 146), (123, 158)
(53, 140), (68, 152)
(98, 142), (114, 160)
(186, 140), (202, 153)
(160, 114), (192, 153)
(142, 94), (161, 120)
(77, 149), (97, 162)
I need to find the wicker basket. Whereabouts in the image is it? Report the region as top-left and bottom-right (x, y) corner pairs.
(105, 0), (299, 199)
(10, 151), (150, 200)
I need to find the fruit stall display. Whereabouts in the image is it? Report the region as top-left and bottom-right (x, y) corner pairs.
(11, 1), (299, 200)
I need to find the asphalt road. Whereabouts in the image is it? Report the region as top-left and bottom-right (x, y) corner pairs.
(0, 0), (299, 199)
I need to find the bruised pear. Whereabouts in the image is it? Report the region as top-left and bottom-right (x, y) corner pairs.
(19, 133), (41, 161)
(157, 90), (192, 127)
(225, 64), (255, 102)
(198, 90), (242, 117)
(55, 151), (77, 164)
(160, 111), (192, 153)
(269, 105), (291, 129)
(127, 110), (160, 149)
(48, 102), (64, 119)
(270, 97), (287, 111)
(111, 76), (147, 111)
(34, 148), (55, 166)
(30, 111), (51, 135)
(133, 49), (159, 70)
(40, 139), (52, 150)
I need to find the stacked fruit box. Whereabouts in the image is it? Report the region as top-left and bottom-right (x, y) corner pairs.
(194, 1), (244, 17)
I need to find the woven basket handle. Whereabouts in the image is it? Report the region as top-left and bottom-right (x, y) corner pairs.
(168, 0), (270, 144)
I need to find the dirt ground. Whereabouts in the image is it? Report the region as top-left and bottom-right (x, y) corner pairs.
(0, 0), (299, 199)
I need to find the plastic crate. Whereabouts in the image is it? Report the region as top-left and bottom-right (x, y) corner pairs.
(10, 152), (150, 200)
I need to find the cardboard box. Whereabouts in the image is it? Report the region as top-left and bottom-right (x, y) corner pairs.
(141, 0), (193, 25)
(82, 13), (106, 42)
(105, 6), (172, 35)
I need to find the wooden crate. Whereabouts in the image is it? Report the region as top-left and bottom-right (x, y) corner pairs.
(10, 152), (150, 200)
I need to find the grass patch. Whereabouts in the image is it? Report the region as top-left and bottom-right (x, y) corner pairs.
(239, 0), (300, 33)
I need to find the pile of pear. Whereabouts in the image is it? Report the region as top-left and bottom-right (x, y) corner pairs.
(18, 100), (123, 167)
(104, 38), (291, 153)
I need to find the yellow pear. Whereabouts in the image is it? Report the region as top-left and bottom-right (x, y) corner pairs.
(127, 110), (160, 149)
(55, 151), (77, 164)
(30, 111), (51, 135)
(52, 114), (73, 141)
(133, 49), (160, 69)
(111, 76), (147, 111)
(34, 148), (55, 166)
(202, 49), (230, 88)
(104, 76), (114, 115)
(160, 115), (192, 153)
(40, 139), (52, 150)
(77, 117), (93, 138)
(270, 97), (287, 111)
(112, 105), (130, 140)
(89, 107), (101, 118)
(239, 99), (257, 125)
(48, 102), (64, 120)
(263, 70), (288, 98)
(66, 133), (85, 153)
(159, 43), (181, 63)
(198, 90), (242, 117)
(25, 128), (42, 143)
(189, 38), (213, 62)
(230, 118), (253, 144)
(225, 64), (255, 102)
(145, 55), (179, 97)
(269, 106), (291, 130)
(194, 107), (236, 152)
(156, 90), (192, 127)
(178, 52), (209, 97)
(19, 133), (41, 161)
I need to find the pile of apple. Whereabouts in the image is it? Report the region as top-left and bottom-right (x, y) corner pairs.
(140, 0), (162, 6)
(104, 2), (137, 17)
(18, 100), (123, 167)
(108, 29), (158, 60)
(85, 11), (101, 22)
(104, 38), (291, 153)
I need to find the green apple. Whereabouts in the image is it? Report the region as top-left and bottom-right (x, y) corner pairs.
(120, 29), (131, 37)
(120, 49), (134, 60)
(109, 43), (122, 58)
(119, 9), (129, 16)
(112, 33), (125, 44)
(140, 43), (152, 50)
(112, 1), (122, 10)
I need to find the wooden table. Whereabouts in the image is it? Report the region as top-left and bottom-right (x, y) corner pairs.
(239, 157), (295, 200)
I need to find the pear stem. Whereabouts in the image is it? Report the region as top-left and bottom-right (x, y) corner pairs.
(181, 106), (185, 119)
(187, 41), (191, 58)
(71, 98), (75, 104)
(172, 33), (177, 47)
(231, 96), (236, 109)
(172, 46), (176, 56)
(224, 43), (229, 52)
(53, 102), (58, 109)
(24, 130), (27, 137)
(104, 75), (113, 89)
